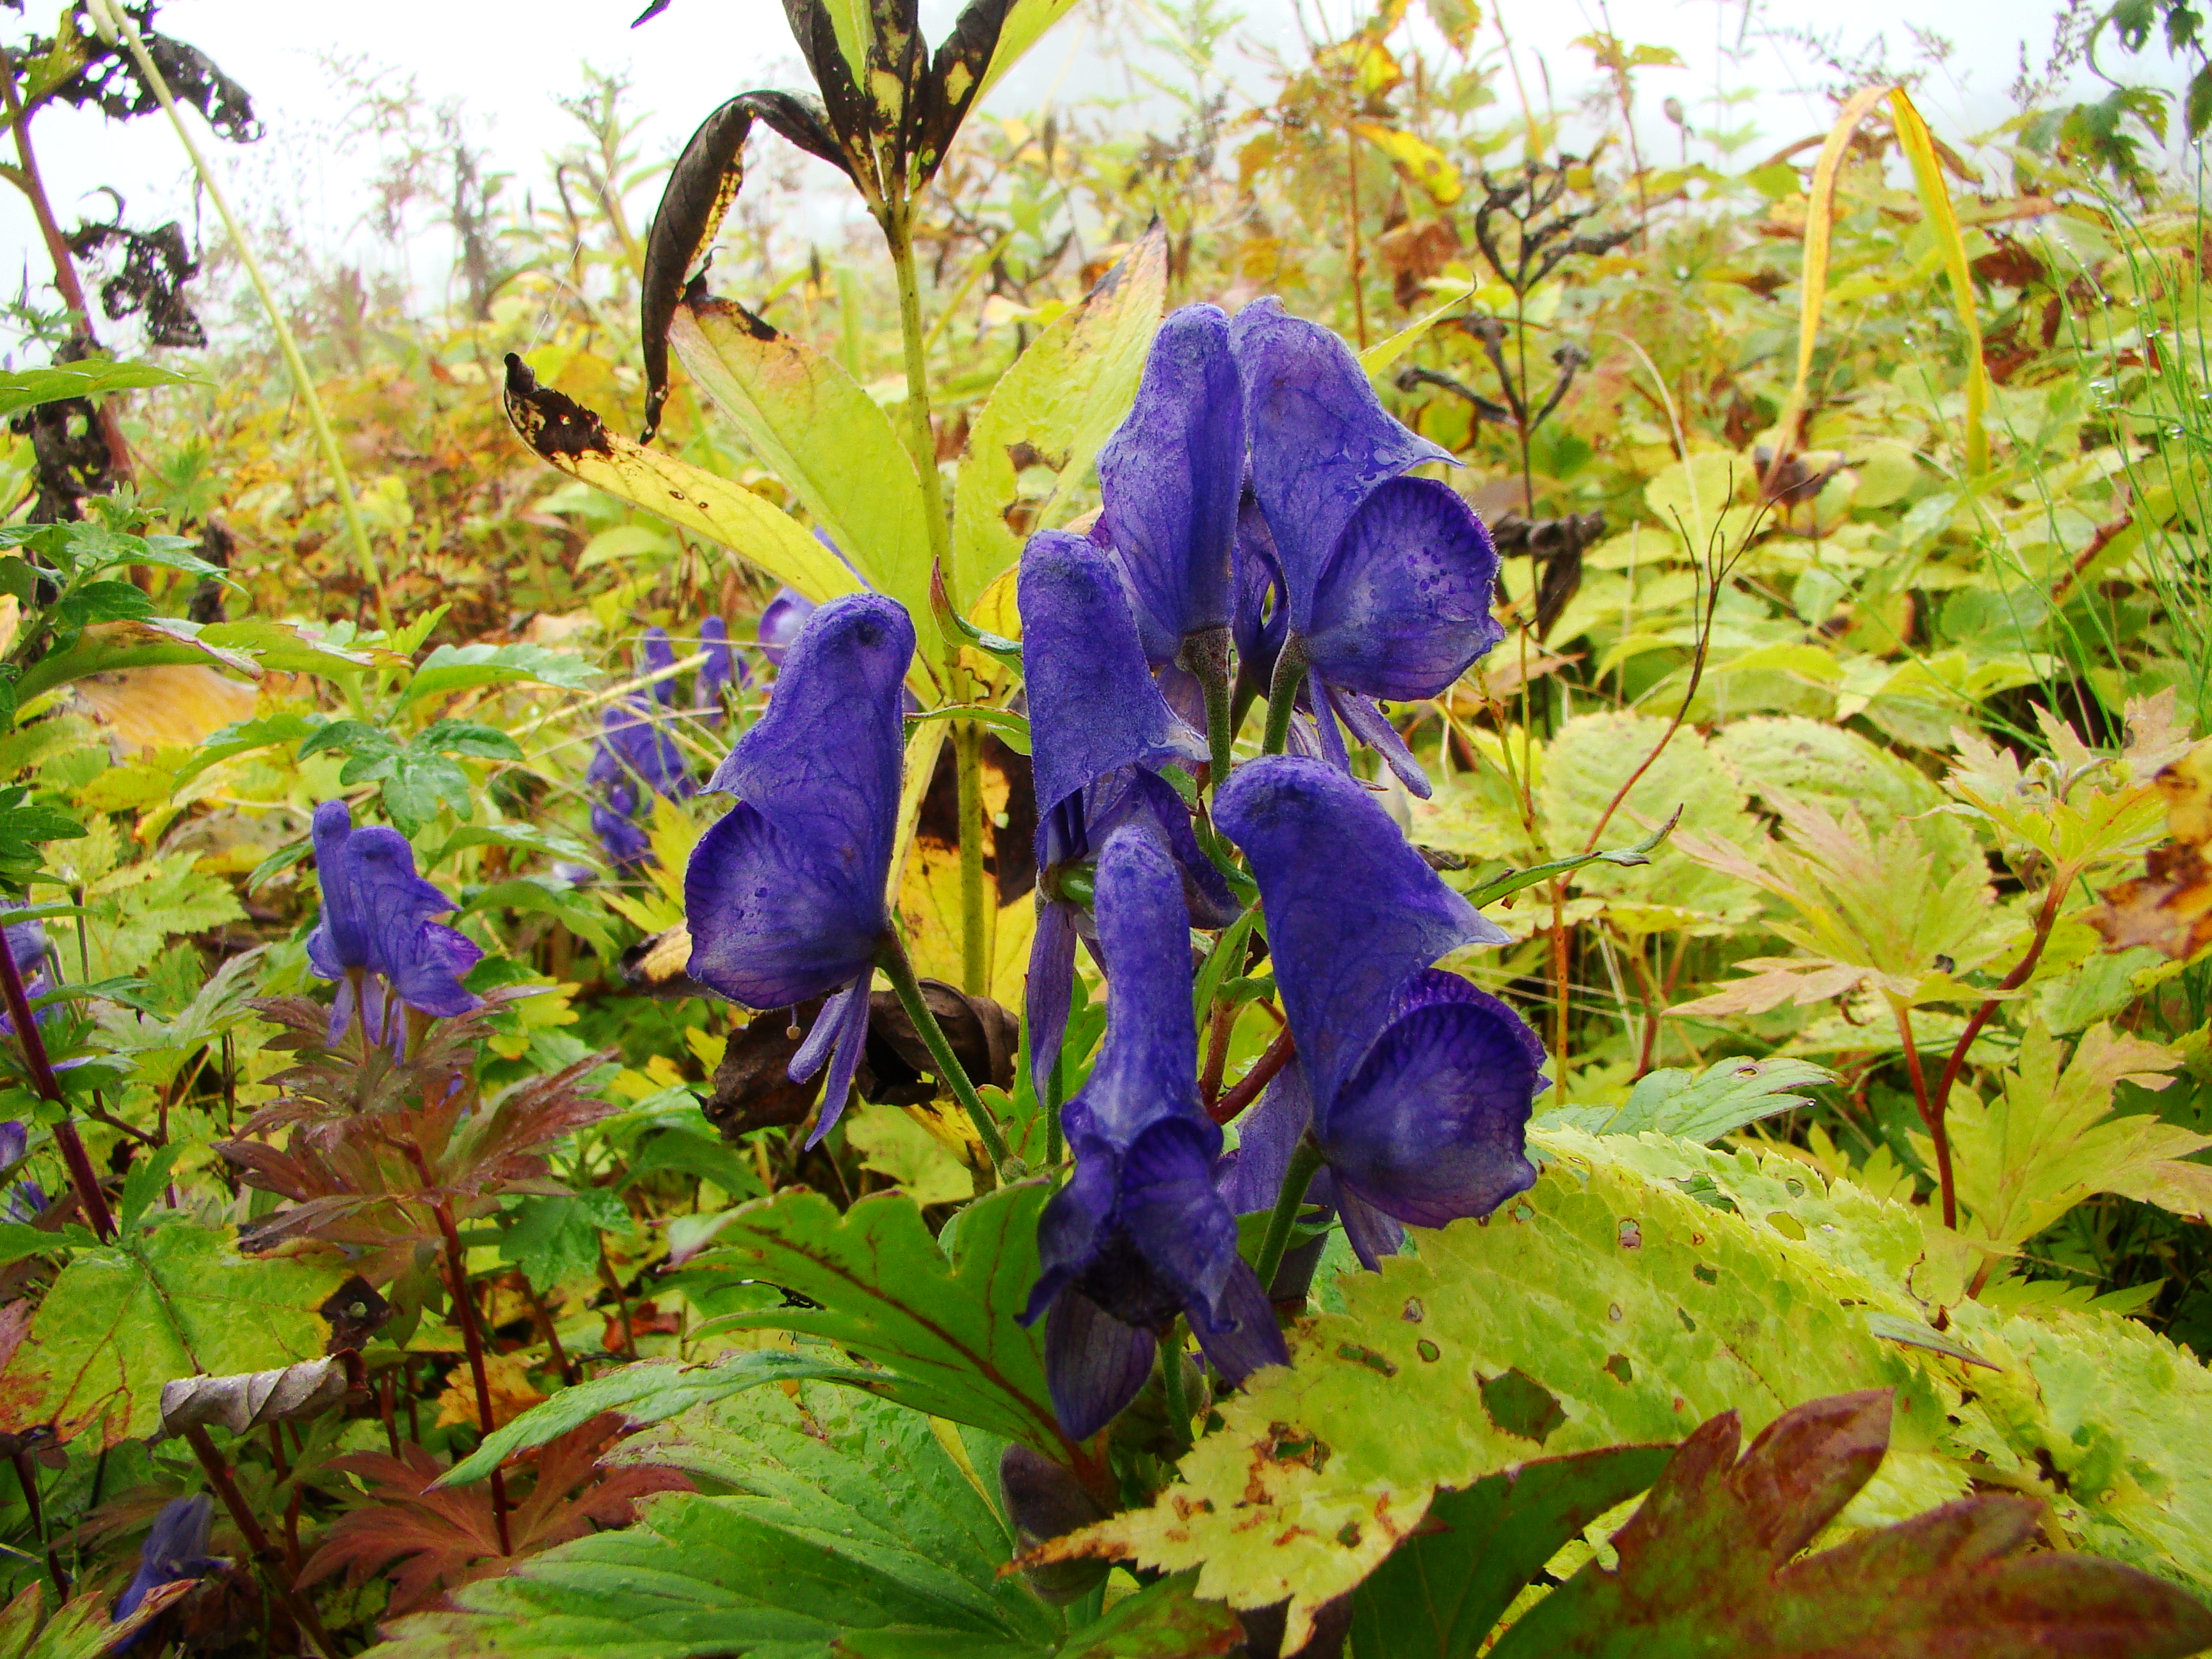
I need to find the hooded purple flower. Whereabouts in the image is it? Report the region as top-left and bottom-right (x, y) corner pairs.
(1018, 530), (1233, 1096)
(758, 587), (816, 668)
(685, 592), (912, 1146)
(306, 802), (483, 1041)
(115, 1494), (222, 1635)
(1230, 299), (1504, 796)
(1215, 757), (1540, 1267)
(0, 1119), (45, 1222)
(1021, 830), (1286, 1439)
(696, 616), (741, 716)
(641, 626), (678, 705)
(1092, 304), (1246, 675)
(588, 698), (696, 804)
(591, 779), (654, 869)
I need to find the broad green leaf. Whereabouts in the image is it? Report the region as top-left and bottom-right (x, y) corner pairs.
(504, 357), (863, 605)
(1032, 1130), (1996, 1649)
(685, 1183), (1078, 1465)
(198, 618), (387, 676)
(0, 1222), (97, 1267)
(1539, 713), (1760, 934)
(0, 361), (198, 421)
(437, 1350), (887, 1489)
(949, 225), (1167, 614)
(498, 1189), (634, 1295)
(1489, 1390), (2212, 1659)
(1542, 1057), (1834, 1141)
(846, 1102), (977, 1205)
(1347, 1443), (1673, 1658)
(378, 1386), (1239, 1659)
(668, 298), (933, 654)
(0, 1221), (346, 1448)
(397, 642), (597, 710)
(974, 0), (1084, 106)
(14, 619), (259, 704)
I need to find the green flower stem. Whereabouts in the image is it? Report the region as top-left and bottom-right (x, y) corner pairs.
(95, 2), (389, 632)
(886, 202), (989, 994)
(1260, 634), (1310, 757)
(878, 936), (1012, 1172)
(1181, 625), (1237, 790)
(1251, 1138), (1327, 1299)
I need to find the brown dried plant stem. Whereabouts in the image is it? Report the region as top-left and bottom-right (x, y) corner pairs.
(1210, 1028), (1294, 1126)
(180, 1425), (339, 1659)
(1932, 880), (2071, 1125)
(0, 940), (114, 1242)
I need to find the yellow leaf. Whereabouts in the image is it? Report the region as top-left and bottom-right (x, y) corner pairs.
(1350, 123), (1463, 204)
(435, 1352), (545, 1431)
(72, 665), (255, 753)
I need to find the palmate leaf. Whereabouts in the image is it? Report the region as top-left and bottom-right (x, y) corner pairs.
(1347, 1443), (1674, 1658)
(0, 1221), (346, 1448)
(1487, 1391), (2212, 1659)
(373, 1386), (1239, 1659)
(1029, 1130), (2011, 1651)
(682, 1183), (1081, 1467)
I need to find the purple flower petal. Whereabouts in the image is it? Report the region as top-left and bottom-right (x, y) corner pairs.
(642, 626), (678, 703)
(596, 698), (696, 801)
(1084, 768), (1237, 929)
(1322, 998), (1539, 1230)
(1231, 493), (1288, 696)
(788, 965), (875, 1146)
(1025, 894), (1081, 1100)
(1214, 1062), (1313, 1215)
(1230, 298), (1452, 634)
(592, 799), (653, 867)
(1215, 756), (1503, 1109)
(1043, 1289), (1157, 1442)
(1018, 530), (1205, 822)
(686, 593), (911, 1009)
(116, 1494), (220, 1627)
(698, 616), (737, 707)
(1183, 1250), (1288, 1386)
(1070, 831), (1205, 1145)
(758, 587), (816, 666)
(1306, 476), (1503, 701)
(307, 804), (481, 1030)
(1096, 304), (1245, 667)
(1326, 684), (1432, 799)
(1336, 1185), (1408, 1271)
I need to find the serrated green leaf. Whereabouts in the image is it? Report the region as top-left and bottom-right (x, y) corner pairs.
(498, 1189), (633, 1295)
(437, 1350), (888, 1489)
(0, 1222), (96, 1266)
(685, 1184), (1080, 1466)
(1347, 1443), (1672, 1658)
(949, 227), (1167, 615)
(0, 1222), (346, 1448)
(1037, 1130), (1995, 1646)
(378, 1386), (1237, 1659)
(1542, 1057), (1833, 1141)
(197, 618), (386, 675)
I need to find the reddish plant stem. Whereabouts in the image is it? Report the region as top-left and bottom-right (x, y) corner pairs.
(180, 1426), (338, 1659)
(266, 1423), (301, 1577)
(426, 1192), (512, 1554)
(1889, 1000), (1957, 1230)
(1210, 1028), (1294, 1126)
(1198, 1000), (1237, 1113)
(522, 1279), (577, 1386)
(1931, 880), (2070, 1125)
(0, 936), (113, 1241)
(377, 1370), (399, 1458)
(12, 1448), (67, 1599)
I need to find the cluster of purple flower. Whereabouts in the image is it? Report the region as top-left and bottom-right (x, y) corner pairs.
(585, 620), (753, 869)
(680, 299), (1543, 1439)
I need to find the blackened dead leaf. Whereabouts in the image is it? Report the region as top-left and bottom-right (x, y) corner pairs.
(320, 1274), (392, 1354)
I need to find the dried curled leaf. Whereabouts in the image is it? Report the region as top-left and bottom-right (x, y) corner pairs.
(2093, 741), (2212, 960)
(158, 1358), (349, 1438)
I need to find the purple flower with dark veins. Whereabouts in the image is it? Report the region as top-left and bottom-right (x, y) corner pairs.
(1018, 529), (1233, 1096)
(1215, 757), (1541, 1267)
(1021, 830), (1286, 1439)
(307, 801), (483, 1041)
(685, 592), (912, 1146)
(115, 1493), (223, 1638)
(1231, 298), (1504, 796)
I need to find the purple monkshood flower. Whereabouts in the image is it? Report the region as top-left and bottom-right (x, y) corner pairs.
(115, 1493), (223, 1635)
(589, 698), (697, 805)
(1215, 757), (1540, 1267)
(757, 588), (816, 667)
(591, 778), (654, 869)
(1091, 304), (1246, 684)
(1018, 530), (1234, 1097)
(306, 802), (483, 1042)
(1021, 830), (1286, 1439)
(685, 592), (913, 1146)
(0, 1120), (46, 1222)
(696, 616), (741, 717)
(642, 626), (678, 705)
(1230, 298), (1503, 796)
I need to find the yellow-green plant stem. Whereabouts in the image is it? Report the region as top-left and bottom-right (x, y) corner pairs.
(1260, 635), (1310, 755)
(878, 936), (1012, 1171)
(886, 198), (990, 993)
(96, 3), (388, 632)
(1251, 1139), (1327, 1296)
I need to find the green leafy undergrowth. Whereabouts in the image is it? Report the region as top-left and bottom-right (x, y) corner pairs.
(0, 1218), (346, 1448)
(372, 1386), (1238, 1659)
(678, 1182), (1078, 1466)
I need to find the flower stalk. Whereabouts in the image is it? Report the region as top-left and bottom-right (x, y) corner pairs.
(0, 938), (113, 1242)
(877, 936), (1012, 1171)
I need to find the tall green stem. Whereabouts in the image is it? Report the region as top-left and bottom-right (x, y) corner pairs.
(1251, 1140), (1327, 1298)
(95, 1), (388, 631)
(878, 936), (1011, 1171)
(1260, 636), (1310, 756)
(886, 202), (989, 992)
